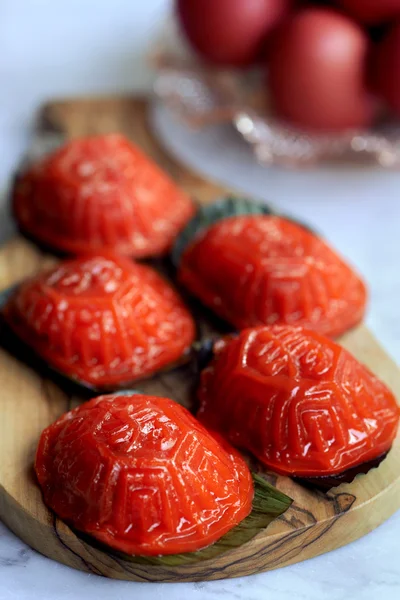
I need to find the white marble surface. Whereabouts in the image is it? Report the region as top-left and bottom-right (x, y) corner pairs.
(0, 1), (399, 598)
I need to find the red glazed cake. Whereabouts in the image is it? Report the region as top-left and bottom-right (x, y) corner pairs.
(35, 393), (254, 555)
(13, 134), (195, 258)
(198, 325), (399, 478)
(178, 214), (367, 338)
(3, 254), (195, 388)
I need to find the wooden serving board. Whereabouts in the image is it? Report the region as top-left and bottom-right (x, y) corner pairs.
(0, 97), (399, 582)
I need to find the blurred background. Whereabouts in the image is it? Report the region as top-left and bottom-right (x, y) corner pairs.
(0, 0), (170, 181)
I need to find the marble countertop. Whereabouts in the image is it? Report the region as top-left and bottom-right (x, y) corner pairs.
(0, 1), (399, 598)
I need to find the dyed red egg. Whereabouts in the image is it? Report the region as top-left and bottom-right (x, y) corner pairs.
(267, 9), (375, 131)
(336, 0), (400, 25)
(178, 215), (367, 338)
(176, 0), (292, 67)
(13, 134), (195, 258)
(35, 393), (253, 555)
(3, 254), (195, 388)
(372, 22), (400, 116)
(198, 326), (400, 477)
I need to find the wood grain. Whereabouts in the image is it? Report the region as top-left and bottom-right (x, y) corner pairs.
(0, 97), (399, 582)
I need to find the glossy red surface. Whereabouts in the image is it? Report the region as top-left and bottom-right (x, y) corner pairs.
(267, 9), (375, 131)
(336, 0), (400, 25)
(13, 134), (195, 258)
(35, 394), (254, 555)
(373, 22), (400, 116)
(178, 215), (367, 338)
(3, 254), (195, 388)
(198, 326), (400, 477)
(177, 0), (292, 66)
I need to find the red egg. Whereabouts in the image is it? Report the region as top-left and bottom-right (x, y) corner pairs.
(373, 22), (400, 115)
(176, 0), (293, 66)
(267, 8), (376, 131)
(336, 0), (400, 25)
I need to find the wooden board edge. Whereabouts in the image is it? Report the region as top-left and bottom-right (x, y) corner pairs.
(2, 465), (400, 582)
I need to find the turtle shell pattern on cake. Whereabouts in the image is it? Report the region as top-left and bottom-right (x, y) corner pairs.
(35, 393), (254, 555)
(13, 134), (195, 258)
(198, 326), (399, 477)
(178, 215), (367, 337)
(3, 254), (196, 388)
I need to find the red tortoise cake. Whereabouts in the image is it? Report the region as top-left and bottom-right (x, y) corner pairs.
(35, 393), (254, 555)
(13, 134), (195, 258)
(176, 199), (367, 338)
(3, 253), (195, 389)
(198, 325), (399, 481)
